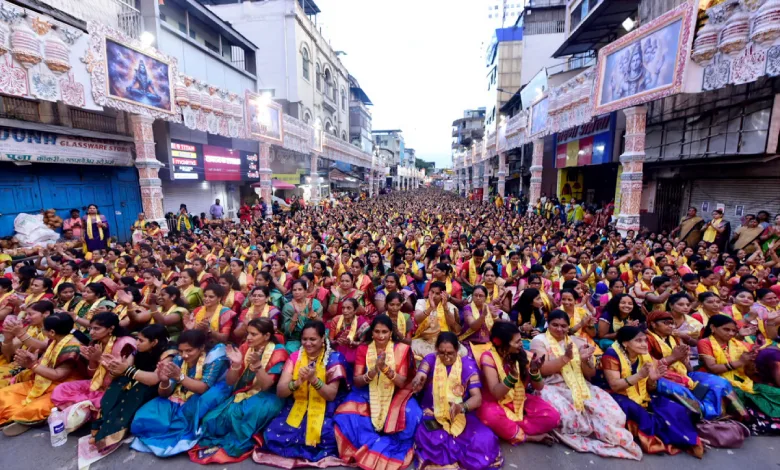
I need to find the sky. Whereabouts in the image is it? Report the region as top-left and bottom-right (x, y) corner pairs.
(314, 0), (489, 169)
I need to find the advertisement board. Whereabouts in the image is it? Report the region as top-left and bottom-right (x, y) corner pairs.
(204, 145), (241, 181)
(0, 127), (133, 166)
(170, 141), (201, 180)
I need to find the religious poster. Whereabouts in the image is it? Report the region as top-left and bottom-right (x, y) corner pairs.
(105, 38), (173, 112)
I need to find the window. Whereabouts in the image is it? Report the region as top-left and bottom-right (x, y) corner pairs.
(205, 41), (219, 53)
(178, 22), (186, 34)
(160, 12), (167, 21)
(316, 63), (321, 92)
(302, 47), (310, 81)
(303, 112), (311, 124)
(341, 88), (346, 110)
(189, 29), (196, 40)
(342, 131), (347, 141)
(324, 68), (333, 97)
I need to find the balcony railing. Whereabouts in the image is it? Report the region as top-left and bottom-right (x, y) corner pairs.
(528, 0), (567, 7)
(114, 0), (142, 39)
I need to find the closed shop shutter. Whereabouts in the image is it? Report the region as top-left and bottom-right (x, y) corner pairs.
(688, 179), (779, 227)
(0, 163), (141, 242)
(162, 181), (239, 221)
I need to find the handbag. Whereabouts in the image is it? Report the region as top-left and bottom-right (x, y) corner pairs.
(696, 418), (750, 448)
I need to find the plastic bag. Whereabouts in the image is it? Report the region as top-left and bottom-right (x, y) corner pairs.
(13, 213), (60, 247)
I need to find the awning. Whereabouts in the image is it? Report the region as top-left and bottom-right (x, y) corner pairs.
(272, 179), (297, 189)
(552, 0), (640, 58)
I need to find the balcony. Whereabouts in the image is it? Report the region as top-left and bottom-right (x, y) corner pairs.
(322, 93), (338, 114)
(114, 0), (142, 39)
(553, 0), (639, 57)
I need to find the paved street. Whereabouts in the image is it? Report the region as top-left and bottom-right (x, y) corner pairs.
(1, 428), (777, 470)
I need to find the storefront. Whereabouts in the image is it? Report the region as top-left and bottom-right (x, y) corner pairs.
(0, 126), (142, 241)
(553, 113), (619, 205)
(159, 123), (261, 219)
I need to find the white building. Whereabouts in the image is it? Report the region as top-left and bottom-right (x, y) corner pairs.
(207, 0), (351, 141)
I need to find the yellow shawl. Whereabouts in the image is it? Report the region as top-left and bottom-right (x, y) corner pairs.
(287, 349), (327, 446)
(545, 331), (591, 411)
(85, 215), (104, 241)
(708, 338), (754, 393)
(489, 348), (526, 421)
(366, 341), (396, 431)
(171, 353), (205, 402)
(23, 334), (75, 405)
(610, 342), (651, 407)
(89, 336), (117, 391)
(433, 355), (466, 437)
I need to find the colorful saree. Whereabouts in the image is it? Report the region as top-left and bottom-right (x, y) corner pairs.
(255, 350), (348, 467)
(281, 299), (323, 353)
(601, 347), (703, 456)
(476, 349), (560, 444)
(130, 344), (230, 456)
(414, 353), (502, 470)
(192, 343), (288, 464)
(333, 343), (421, 470)
(0, 335), (81, 425)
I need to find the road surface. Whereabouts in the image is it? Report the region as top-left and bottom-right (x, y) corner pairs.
(0, 427), (777, 470)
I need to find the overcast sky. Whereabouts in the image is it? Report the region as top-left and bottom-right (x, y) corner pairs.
(315, 0), (488, 168)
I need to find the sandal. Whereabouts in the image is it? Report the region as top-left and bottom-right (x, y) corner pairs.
(2, 422), (31, 437)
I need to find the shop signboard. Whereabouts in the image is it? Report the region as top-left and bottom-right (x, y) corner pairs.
(204, 145), (241, 181)
(242, 151), (260, 180)
(170, 141), (202, 180)
(0, 127), (133, 166)
(554, 113), (616, 168)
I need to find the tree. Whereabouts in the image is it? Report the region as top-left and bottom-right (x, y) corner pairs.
(415, 158), (435, 174)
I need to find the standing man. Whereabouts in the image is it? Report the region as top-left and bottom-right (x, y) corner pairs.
(63, 209), (83, 239)
(209, 198), (224, 220)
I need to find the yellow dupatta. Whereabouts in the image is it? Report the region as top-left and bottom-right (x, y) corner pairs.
(467, 260), (478, 285)
(287, 349), (327, 446)
(445, 276), (454, 294)
(89, 336), (117, 391)
(23, 334), (75, 405)
(647, 330), (695, 389)
(489, 348), (526, 421)
(484, 283), (500, 303)
(544, 330), (591, 411)
(195, 304), (223, 331)
(177, 213), (192, 231)
(610, 342), (651, 407)
(460, 302), (492, 360)
(336, 315), (359, 342)
(390, 312), (407, 337)
(432, 355), (466, 436)
(224, 290), (236, 308)
(406, 261), (420, 276)
(234, 343), (275, 403)
(170, 353), (206, 402)
(85, 215), (104, 241)
(708, 338), (754, 393)
(730, 305), (746, 321)
(414, 300), (448, 340)
(246, 303), (271, 322)
(703, 219), (722, 243)
(366, 341), (396, 431)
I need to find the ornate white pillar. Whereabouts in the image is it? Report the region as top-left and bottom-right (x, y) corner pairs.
(310, 152), (320, 205)
(528, 139), (544, 213)
(131, 115), (166, 232)
(497, 152), (507, 198)
(258, 142), (273, 218)
(616, 106), (647, 235)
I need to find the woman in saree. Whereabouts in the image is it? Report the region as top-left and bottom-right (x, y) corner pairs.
(723, 288), (756, 324)
(672, 207), (704, 247)
(753, 288), (779, 321)
(235, 286), (283, 343)
(425, 262), (464, 308)
(384, 292), (413, 344)
(461, 285), (500, 360)
(328, 272), (365, 321)
(410, 332), (503, 470)
(148, 285), (189, 342)
(0, 300), (54, 388)
(732, 217), (764, 255)
(328, 298), (369, 377)
(131, 329), (230, 456)
(177, 268), (204, 311)
(218, 274), (245, 314)
(404, 248), (426, 296)
(230, 260), (253, 293)
(511, 288), (546, 347)
(365, 250), (386, 288)
(303, 272), (330, 313)
(702, 209), (731, 253)
(270, 259), (292, 297)
(256, 271), (285, 309)
(51, 312), (137, 430)
(375, 272), (414, 315)
(0, 313), (81, 436)
(477, 321), (559, 445)
(529, 310), (641, 460)
(645, 310), (740, 420)
(186, 284), (237, 346)
(83, 204), (110, 253)
(698, 315), (780, 434)
(256, 320), (349, 467)
(559, 288), (600, 354)
(193, 318), (288, 464)
(692, 291), (723, 325)
(333, 314), (421, 470)
(0, 278), (16, 325)
(597, 294), (643, 350)
(282, 280), (324, 353)
(87, 325), (171, 453)
(352, 259), (376, 317)
(667, 293), (704, 355)
(601, 326), (704, 456)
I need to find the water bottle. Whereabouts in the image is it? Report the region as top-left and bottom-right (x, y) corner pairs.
(48, 407), (67, 447)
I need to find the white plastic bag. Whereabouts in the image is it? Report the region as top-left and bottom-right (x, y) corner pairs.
(13, 213), (60, 247)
